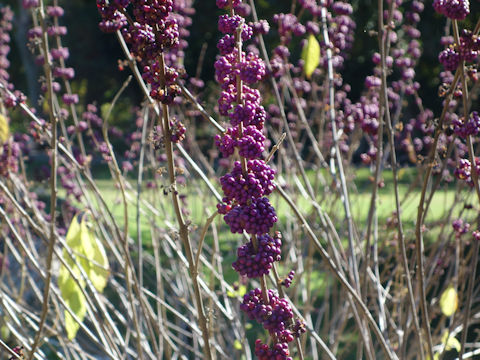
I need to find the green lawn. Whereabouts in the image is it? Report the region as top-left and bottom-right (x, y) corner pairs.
(77, 166), (466, 249)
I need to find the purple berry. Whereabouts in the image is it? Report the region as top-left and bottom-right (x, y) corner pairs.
(232, 233), (282, 278)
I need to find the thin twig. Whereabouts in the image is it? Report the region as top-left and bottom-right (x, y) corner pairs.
(377, 0), (424, 356)
(158, 51), (213, 359)
(414, 69), (461, 360)
(275, 185), (397, 360)
(453, 19), (480, 360)
(28, 2), (58, 358)
(194, 212), (219, 271)
(103, 75), (147, 360)
(266, 132), (286, 163)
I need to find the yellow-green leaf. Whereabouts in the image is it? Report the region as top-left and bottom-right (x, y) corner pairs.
(227, 284), (247, 298)
(62, 276), (87, 340)
(441, 331), (461, 352)
(59, 214), (85, 340)
(80, 219), (109, 292)
(238, 285), (247, 297)
(1, 324), (10, 340)
(439, 285), (458, 317)
(301, 34), (320, 79)
(59, 213), (109, 340)
(0, 114), (9, 144)
(234, 339), (242, 350)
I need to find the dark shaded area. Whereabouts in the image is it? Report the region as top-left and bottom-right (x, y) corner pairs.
(3, 1), (480, 123)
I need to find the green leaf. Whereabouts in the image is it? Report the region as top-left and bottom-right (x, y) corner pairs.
(439, 285), (458, 317)
(0, 114), (9, 144)
(301, 34), (320, 79)
(59, 213), (109, 340)
(234, 340), (242, 350)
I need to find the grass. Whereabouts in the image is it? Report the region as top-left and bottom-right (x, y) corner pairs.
(78, 166), (464, 247)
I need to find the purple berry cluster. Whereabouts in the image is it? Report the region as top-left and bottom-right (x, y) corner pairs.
(255, 340), (291, 360)
(0, 7), (24, 181)
(8, 346), (24, 360)
(58, 165), (82, 201)
(439, 47), (461, 71)
(452, 218), (470, 237)
(214, 3), (298, 358)
(0, 6), (26, 108)
(214, 6), (278, 236)
(24, 2), (81, 106)
(439, 30), (479, 71)
(0, 7), (13, 89)
(433, 0), (470, 20)
(232, 233), (282, 278)
(0, 141), (20, 178)
(220, 160), (275, 205)
(97, 0), (181, 104)
(241, 288), (294, 343)
(473, 231), (480, 241)
(165, 0), (194, 71)
(454, 158), (480, 187)
(223, 196), (277, 235)
(282, 270), (295, 288)
(170, 116), (186, 143)
(452, 111), (480, 138)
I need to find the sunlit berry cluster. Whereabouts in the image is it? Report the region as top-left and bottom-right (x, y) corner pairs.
(454, 158), (480, 187)
(433, 0), (470, 20)
(97, 0), (181, 104)
(214, 2), (298, 358)
(452, 111), (480, 138)
(439, 30), (479, 71)
(214, 7), (277, 236)
(220, 160), (275, 205)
